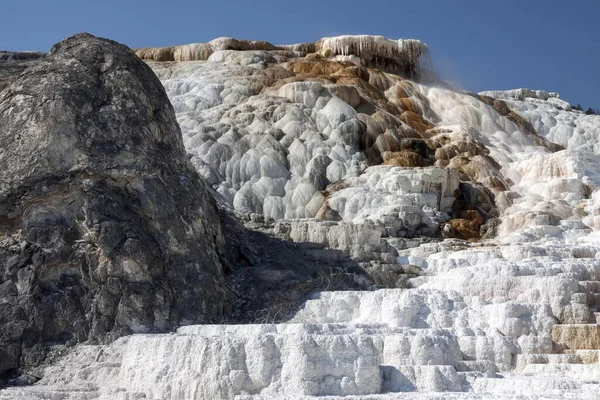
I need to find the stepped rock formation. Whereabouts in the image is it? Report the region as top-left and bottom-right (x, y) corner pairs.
(135, 35), (433, 80)
(141, 34), (593, 242)
(0, 33), (233, 379)
(3, 32), (600, 399)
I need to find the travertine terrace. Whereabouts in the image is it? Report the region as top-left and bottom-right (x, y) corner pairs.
(1, 34), (600, 399)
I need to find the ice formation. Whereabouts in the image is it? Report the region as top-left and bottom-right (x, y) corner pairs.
(3, 35), (600, 399)
(135, 35), (432, 80)
(315, 35), (433, 79)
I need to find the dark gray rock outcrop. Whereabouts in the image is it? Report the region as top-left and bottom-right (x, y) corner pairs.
(0, 33), (232, 379)
(0, 51), (46, 61)
(0, 54), (45, 93)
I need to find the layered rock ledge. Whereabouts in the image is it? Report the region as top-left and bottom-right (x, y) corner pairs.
(135, 35), (433, 80)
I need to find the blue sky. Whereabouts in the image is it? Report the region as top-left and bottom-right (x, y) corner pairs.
(3, 0), (598, 107)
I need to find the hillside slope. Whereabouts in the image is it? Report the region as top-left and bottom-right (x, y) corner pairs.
(2, 34), (600, 399)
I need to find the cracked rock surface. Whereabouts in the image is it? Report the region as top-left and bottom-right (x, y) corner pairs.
(0, 33), (232, 378)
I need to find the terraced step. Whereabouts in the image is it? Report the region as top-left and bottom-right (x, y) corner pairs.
(454, 360), (498, 375)
(578, 281), (600, 293)
(0, 323), (477, 399)
(471, 374), (600, 399)
(563, 349), (600, 363)
(289, 289), (477, 327)
(236, 394), (597, 400)
(515, 353), (582, 370)
(380, 365), (468, 392)
(589, 293), (600, 308)
(520, 363), (600, 378)
(552, 324), (600, 350)
(0, 387), (101, 400)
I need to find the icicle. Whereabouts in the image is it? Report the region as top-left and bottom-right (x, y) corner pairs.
(316, 35), (431, 80)
(136, 34), (435, 81)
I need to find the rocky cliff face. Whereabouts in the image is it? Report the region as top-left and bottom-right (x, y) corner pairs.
(0, 33), (232, 379)
(0, 52), (44, 92)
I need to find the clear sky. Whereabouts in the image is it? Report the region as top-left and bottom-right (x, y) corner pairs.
(2, 0), (598, 107)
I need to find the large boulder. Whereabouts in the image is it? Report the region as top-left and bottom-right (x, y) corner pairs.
(0, 33), (232, 379)
(0, 52), (44, 92)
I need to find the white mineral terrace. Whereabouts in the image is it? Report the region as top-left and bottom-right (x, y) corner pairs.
(150, 54), (600, 235)
(3, 232), (600, 399)
(315, 35), (432, 78)
(3, 36), (600, 399)
(135, 35), (432, 78)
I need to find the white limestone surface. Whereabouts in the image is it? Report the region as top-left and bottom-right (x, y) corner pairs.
(150, 42), (600, 240)
(152, 59), (371, 221)
(324, 166), (459, 236)
(4, 230), (600, 399)
(419, 84), (600, 236)
(4, 37), (600, 400)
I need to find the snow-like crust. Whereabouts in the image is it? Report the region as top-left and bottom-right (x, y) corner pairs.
(136, 35), (432, 79)
(4, 39), (600, 399)
(480, 89), (572, 111)
(151, 60), (456, 234)
(152, 50), (600, 239)
(480, 89), (561, 102)
(152, 60), (600, 238)
(316, 35), (432, 79)
(3, 233), (600, 399)
(476, 89), (600, 232)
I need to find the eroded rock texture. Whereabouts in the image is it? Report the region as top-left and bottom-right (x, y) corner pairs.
(0, 33), (232, 378)
(0, 51), (44, 92)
